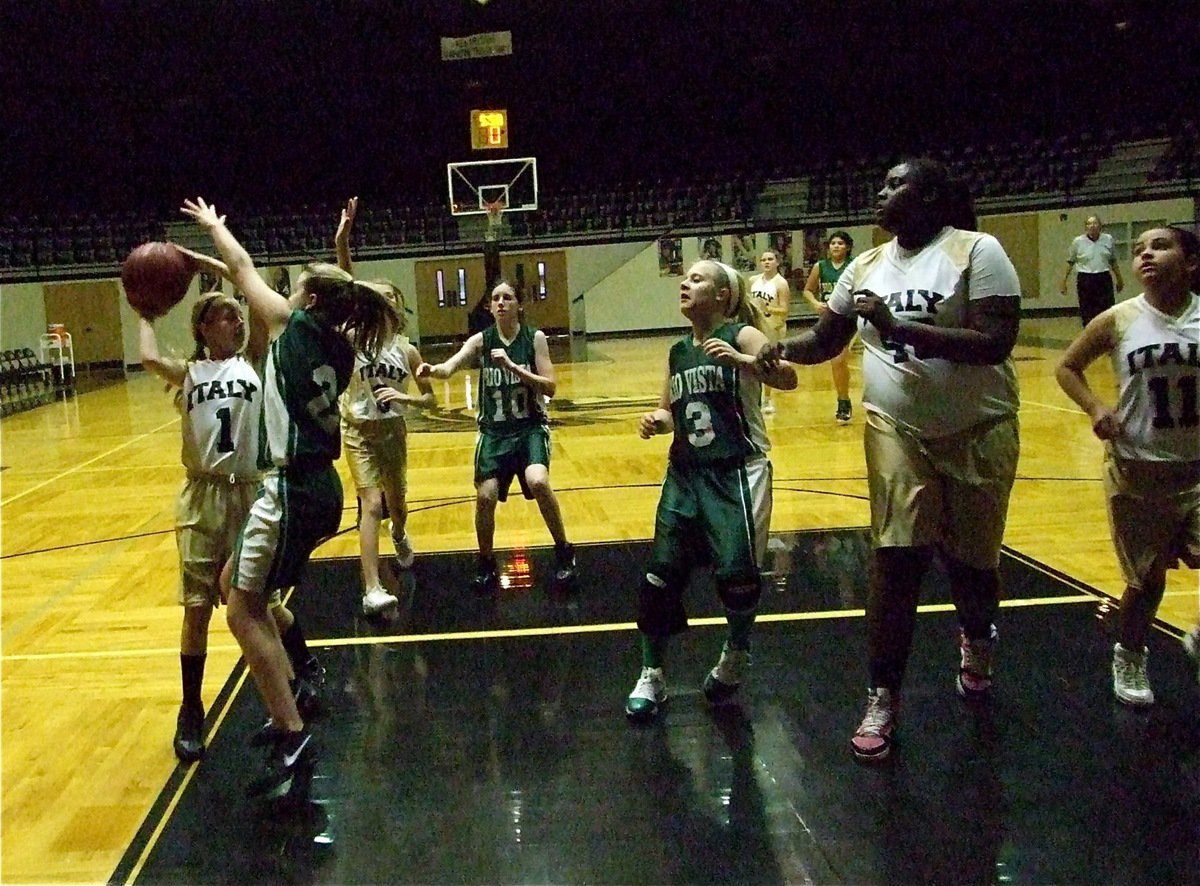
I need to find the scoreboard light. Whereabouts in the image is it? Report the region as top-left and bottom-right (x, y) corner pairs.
(471, 109), (509, 150)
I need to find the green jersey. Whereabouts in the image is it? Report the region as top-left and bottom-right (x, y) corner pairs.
(261, 310), (355, 468)
(667, 322), (768, 466)
(817, 258), (851, 302)
(478, 323), (547, 436)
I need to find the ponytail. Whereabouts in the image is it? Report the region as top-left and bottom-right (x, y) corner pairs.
(299, 263), (399, 360)
(713, 261), (771, 335)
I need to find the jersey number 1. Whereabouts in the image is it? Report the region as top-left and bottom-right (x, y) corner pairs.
(1148, 374), (1199, 429)
(215, 406), (235, 453)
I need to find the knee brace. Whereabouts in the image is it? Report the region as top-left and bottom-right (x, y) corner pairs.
(718, 573), (762, 615)
(637, 572), (688, 638)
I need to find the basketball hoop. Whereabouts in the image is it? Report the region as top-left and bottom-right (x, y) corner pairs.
(483, 198), (506, 242)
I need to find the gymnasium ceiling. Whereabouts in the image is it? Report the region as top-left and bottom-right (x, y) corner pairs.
(2, 0), (1195, 214)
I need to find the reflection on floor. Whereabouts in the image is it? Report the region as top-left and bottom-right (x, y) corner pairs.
(115, 531), (1200, 885)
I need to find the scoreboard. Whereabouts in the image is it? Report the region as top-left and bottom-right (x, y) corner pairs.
(470, 109), (508, 150)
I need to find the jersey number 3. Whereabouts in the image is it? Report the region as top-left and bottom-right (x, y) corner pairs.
(684, 401), (716, 447)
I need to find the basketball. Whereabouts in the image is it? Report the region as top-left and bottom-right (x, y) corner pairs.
(120, 242), (196, 319)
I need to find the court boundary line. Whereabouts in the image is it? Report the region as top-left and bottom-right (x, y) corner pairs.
(104, 541), (1171, 884)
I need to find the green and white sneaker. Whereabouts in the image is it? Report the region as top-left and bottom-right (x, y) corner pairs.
(625, 666), (666, 723)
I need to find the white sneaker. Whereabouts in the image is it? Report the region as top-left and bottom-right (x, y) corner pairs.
(393, 532), (415, 570)
(1112, 643), (1154, 706)
(624, 666), (666, 722)
(851, 687), (900, 762)
(362, 585), (399, 616)
(702, 643), (750, 704)
(1184, 627), (1200, 685)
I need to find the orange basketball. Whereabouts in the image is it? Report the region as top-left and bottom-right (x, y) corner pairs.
(121, 242), (196, 320)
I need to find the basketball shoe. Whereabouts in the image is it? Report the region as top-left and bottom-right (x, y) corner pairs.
(851, 687), (899, 762)
(553, 542), (577, 585)
(625, 666), (666, 723)
(173, 702), (205, 762)
(362, 585), (399, 616)
(957, 624), (998, 700)
(1112, 643), (1154, 706)
(393, 530), (415, 570)
(473, 554), (499, 594)
(702, 642), (749, 705)
(1184, 626), (1200, 685)
(835, 399), (852, 424)
(248, 728), (316, 801)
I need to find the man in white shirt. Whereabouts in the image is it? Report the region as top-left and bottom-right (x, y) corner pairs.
(1061, 215), (1124, 326)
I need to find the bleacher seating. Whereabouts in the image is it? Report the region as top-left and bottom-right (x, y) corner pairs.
(0, 348), (55, 416)
(1, 124), (1197, 280)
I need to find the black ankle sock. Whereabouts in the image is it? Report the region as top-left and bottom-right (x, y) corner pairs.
(181, 653), (206, 709)
(280, 619), (311, 671)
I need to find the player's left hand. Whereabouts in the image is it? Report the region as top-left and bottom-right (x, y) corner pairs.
(490, 348), (514, 370)
(701, 337), (743, 367)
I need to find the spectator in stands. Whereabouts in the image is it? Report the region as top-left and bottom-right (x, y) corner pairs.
(758, 158), (1022, 763)
(1062, 215), (1124, 325)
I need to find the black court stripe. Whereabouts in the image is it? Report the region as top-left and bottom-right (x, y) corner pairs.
(108, 658), (251, 886)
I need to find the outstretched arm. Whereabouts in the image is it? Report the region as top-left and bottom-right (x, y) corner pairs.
(704, 326), (798, 390)
(335, 196), (357, 274)
(181, 198), (291, 335)
(759, 308), (857, 369)
(415, 333), (484, 380)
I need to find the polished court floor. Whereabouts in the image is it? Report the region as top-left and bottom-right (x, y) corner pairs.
(2, 318), (1198, 884)
(113, 534), (1199, 884)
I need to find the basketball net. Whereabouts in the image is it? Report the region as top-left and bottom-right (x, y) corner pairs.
(483, 198), (505, 243)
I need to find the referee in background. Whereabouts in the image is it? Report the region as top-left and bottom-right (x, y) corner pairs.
(1061, 214), (1124, 325)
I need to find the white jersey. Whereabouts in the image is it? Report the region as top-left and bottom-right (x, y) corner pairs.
(339, 336), (413, 424)
(749, 273), (786, 315)
(828, 227), (1021, 438)
(179, 355), (263, 480)
(1107, 292), (1200, 462)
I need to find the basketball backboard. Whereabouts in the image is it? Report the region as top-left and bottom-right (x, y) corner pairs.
(447, 157), (539, 216)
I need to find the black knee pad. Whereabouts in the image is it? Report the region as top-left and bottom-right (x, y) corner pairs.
(637, 573), (688, 637)
(718, 574), (761, 614)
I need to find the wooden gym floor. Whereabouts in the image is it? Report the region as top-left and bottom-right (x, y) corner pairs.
(1, 318), (1197, 883)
